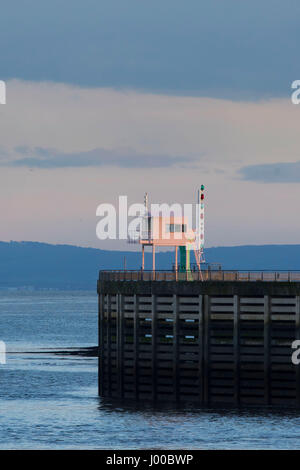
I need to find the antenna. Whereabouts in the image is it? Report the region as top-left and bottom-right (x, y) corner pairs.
(144, 192), (148, 214)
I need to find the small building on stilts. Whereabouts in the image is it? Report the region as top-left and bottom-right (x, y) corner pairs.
(130, 188), (205, 279)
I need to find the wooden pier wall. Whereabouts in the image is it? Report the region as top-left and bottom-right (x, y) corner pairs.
(97, 280), (300, 406)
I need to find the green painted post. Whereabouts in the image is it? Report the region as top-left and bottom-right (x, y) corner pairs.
(179, 246), (186, 272)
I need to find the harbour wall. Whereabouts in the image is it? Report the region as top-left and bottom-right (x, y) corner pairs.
(98, 278), (300, 406)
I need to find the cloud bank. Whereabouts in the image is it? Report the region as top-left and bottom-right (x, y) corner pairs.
(239, 161), (300, 183)
(0, 0), (299, 98)
(4, 147), (196, 169)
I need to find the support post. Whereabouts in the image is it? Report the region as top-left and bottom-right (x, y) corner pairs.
(264, 295), (271, 405)
(142, 245), (145, 271)
(152, 245), (156, 280)
(233, 295), (240, 405)
(175, 246), (178, 281)
(173, 294), (179, 401)
(116, 293), (124, 399)
(98, 290), (104, 396)
(151, 294), (157, 401)
(198, 294), (204, 403)
(133, 294), (139, 400)
(203, 295), (210, 405)
(107, 295), (112, 397)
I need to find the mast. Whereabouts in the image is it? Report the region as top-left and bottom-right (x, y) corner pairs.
(199, 185), (205, 261)
(194, 185), (205, 273)
(143, 192), (149, 240)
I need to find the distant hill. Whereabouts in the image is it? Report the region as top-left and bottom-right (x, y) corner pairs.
(1, 241), (300, 290)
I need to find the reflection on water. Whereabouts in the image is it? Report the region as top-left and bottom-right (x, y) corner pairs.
(0, 291), (300, 449)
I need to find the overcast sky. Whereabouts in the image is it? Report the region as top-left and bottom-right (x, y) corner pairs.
(1, 1), (300, 249)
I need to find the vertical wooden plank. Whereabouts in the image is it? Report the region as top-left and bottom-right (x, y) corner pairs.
(98, 288), (101, 396)
(120, 293), (125, 398)
(264, 294), (271, 405)
(107, 294), (112, 397)
(133, 294), (139, 400)
(98, 291), (104, 396)
(117, 293), (124, 399)
(233, 294), (240, 405)
(173, 294), (179, 402)
(151, 294), (157, 402)
(198, 294), (204, 404)
(203, 294), (210, 405)
(295, 296), (300, 407)
(116, 293), (120, 397)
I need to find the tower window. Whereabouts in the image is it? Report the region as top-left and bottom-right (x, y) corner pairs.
(166, 223), (187, 233)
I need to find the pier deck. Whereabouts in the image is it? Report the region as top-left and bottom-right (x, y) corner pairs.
(98, 271), (300, 406)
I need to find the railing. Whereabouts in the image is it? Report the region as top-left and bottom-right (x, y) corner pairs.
(127, 230), (152, 244)
(99, 270), (300, 282)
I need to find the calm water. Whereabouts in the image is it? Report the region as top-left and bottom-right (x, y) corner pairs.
(1, 290), (300, 449)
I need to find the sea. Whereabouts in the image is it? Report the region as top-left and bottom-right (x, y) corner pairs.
(0, 290), (300, 450)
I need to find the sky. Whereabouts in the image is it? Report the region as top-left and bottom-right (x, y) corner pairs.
(1, 0), (300, 250)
